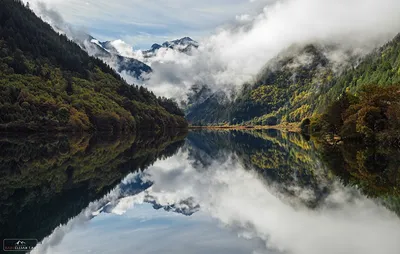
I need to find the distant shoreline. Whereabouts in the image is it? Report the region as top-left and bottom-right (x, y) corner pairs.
(188, 123), (301, 133)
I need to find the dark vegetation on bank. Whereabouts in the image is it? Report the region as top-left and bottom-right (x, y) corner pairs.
(0, 0), (186, 133)
(301, 86), (400, 146)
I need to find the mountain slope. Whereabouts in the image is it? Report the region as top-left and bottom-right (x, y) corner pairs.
(143, 37), (199, 57)
(0, 0), (186, 132)
(187, 33), (400, 131)
(82, 36), (152, 79)
(162, 37), (199, 50)
(317, 34), (400, 109)
(306, 34), (400, 144)
(187, 44), (356, 125)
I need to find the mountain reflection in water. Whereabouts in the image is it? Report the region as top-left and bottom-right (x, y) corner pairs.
(1, 130), (400, 254)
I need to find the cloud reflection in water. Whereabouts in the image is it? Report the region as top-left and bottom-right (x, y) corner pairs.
(32, 147), (400, 254)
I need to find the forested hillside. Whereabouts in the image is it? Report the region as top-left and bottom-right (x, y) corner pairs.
(304, 34), (400, 145)
(0, 0), (186, 132)
(187, 44), (355, 125)
(317, 34), (400, 108)
(187, 33), (400, 145)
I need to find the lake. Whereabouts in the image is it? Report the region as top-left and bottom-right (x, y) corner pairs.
(1, 130), (399, 254)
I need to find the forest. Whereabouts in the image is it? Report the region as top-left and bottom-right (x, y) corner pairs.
(302, 85), (400, 145)
(187, 32), (400, 146)
(186, 44), (338, 126)
(302, 34), (400, 145)
(0, 0), (187, 133)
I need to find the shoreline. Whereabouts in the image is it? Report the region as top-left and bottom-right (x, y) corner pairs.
(189, 123), (301, 133)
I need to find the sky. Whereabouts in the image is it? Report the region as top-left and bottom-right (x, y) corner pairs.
(24, 0), (400, 99)
(25, 0), (273, 49)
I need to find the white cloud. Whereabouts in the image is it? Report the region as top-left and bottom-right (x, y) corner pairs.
(25, 0), (400, 100)
(99, 0), (400, 99)
(25, 0), (269, 48)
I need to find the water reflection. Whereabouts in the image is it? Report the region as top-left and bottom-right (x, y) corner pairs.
(41, 203), (267, 254)
(315, 141), (400, 215)
(25, 130), (400, 254)
(0, 131), (186, 246)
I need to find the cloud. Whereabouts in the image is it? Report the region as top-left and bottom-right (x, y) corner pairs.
(111, 0), (400, 99)
(24, 0), (268, 48)
(26, 0), (400, 101)
(30, 2), (90, 43)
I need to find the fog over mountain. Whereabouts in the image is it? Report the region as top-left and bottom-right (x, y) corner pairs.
(26, 2), (151, 80)
(27, 0), (400, 101)
(120, 0), (400, 99)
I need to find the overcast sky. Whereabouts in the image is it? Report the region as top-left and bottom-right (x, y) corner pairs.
(26, 0), (272, 49)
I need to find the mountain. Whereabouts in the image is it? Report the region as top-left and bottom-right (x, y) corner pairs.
(304, 34), (400, 145)
(185, 31), (400, 144)
(97, 40), (120, 54)
(186, 88), (230, 124)
(186, 43), (358, 125)
(317, 34), (400, 107)
(86, 36), (198, 77)
(78, 35), (152, 80)
(143, 37), (199, 57)
(0, 0), (187, 132)
(162, 37), (199, 49)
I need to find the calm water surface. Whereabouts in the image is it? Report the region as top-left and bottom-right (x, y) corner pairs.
(1, 130), (400, 254)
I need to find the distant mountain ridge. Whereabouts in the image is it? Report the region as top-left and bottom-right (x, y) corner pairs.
(162, 37), (199, 49)
(81, 36), (199, 77)
(97, 40), (120, 54)
(77, 35), (152, 80)
(144, 37), (199, 57)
